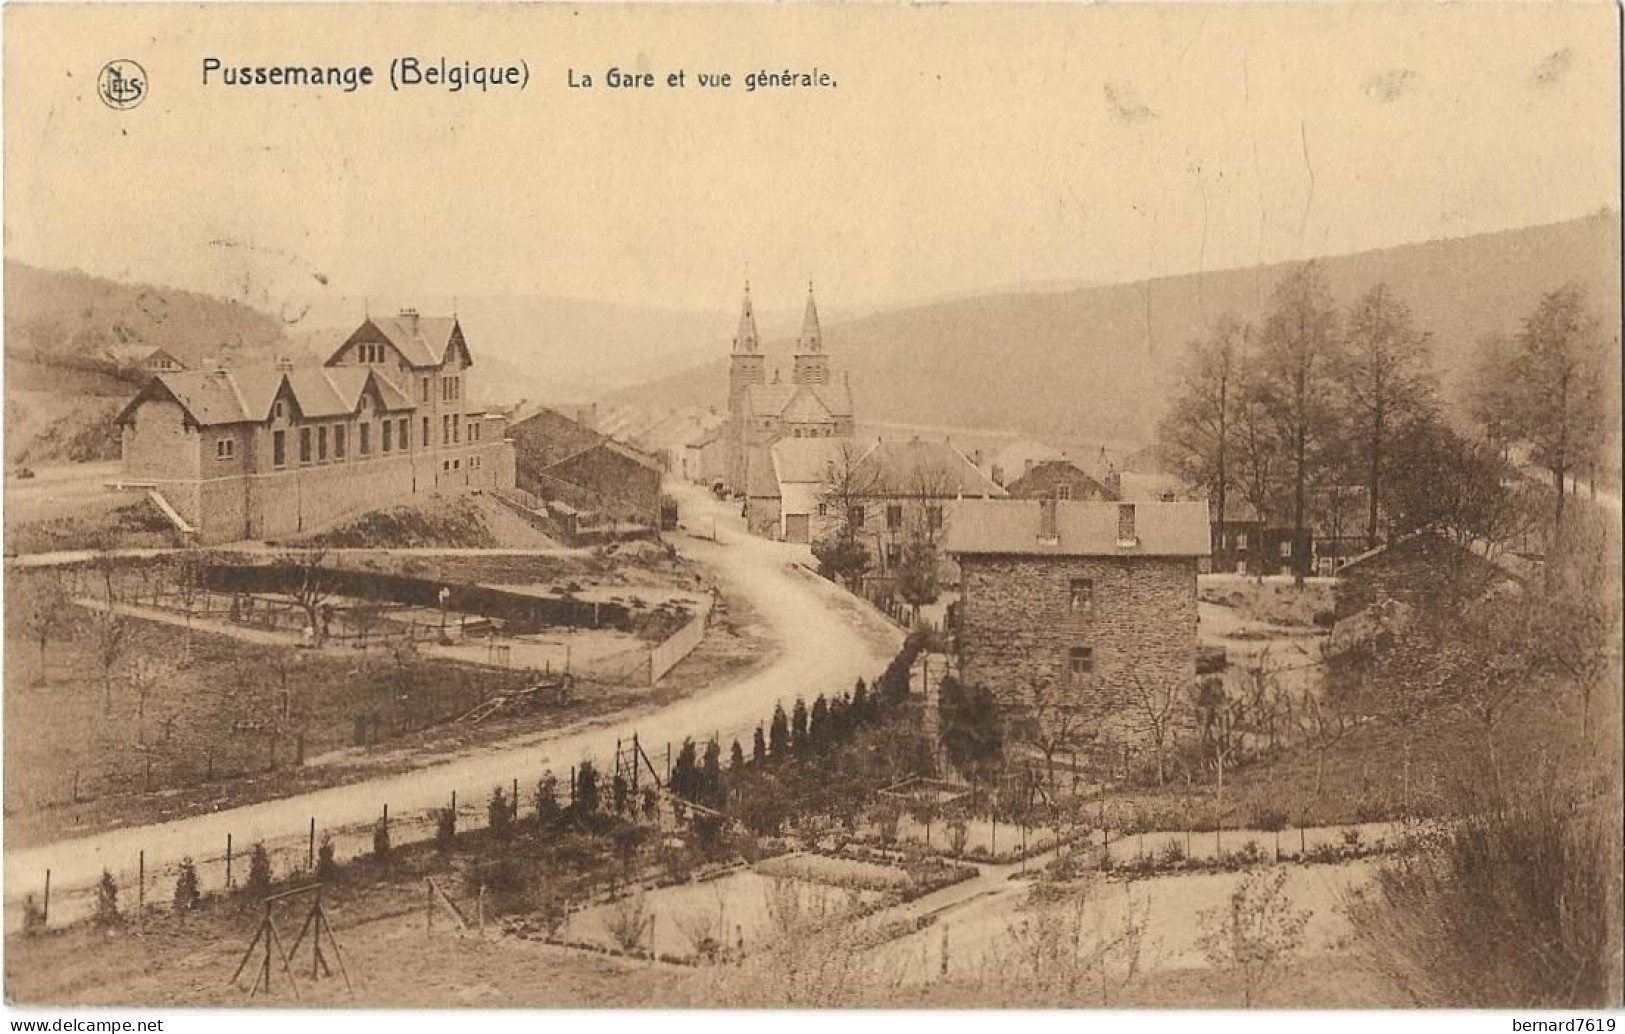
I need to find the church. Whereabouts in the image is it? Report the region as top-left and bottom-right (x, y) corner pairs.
(723, 282), (856, 495)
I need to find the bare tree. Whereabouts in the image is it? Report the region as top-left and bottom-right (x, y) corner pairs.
(1127, 671), (1182, 786)
(125, 655), (178, 746)
(1197, 867), (1312, 1007)
(1023, 680), (1088, 801)
(169, 551), (210, 667)
(812, 441), (880, 591)
(278, 550), (334, 647)
(17, 572), (69, 687)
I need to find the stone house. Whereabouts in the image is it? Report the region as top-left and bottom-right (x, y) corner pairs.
(507, 404), (663, 530)
(945, 497), (1210, 748)
(115, 310), (514, 544)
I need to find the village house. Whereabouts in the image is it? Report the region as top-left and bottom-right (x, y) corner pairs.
(1003, 457), (1114, 502)
(724, 282), (856, 495)
(115, 309), (515, 544)
(506, 404), (664, 532)
(945, 497), (1210, 749)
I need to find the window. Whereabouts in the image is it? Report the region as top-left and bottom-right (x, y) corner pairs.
(299, 427), (312, 464)
(334, 425), (346, 460)
(382, 420), (393, 453)
(926, 505), (943, 531)
(273, 401), (285, 420)
(849, 505), (866, 530)
(472, 422), (481, 442)
(215, 438), (235, 460)
(359, 422), (371, 456)
(453, 458), (461, 470)
(1279, 540), (1292, 559)
(421, 378), (431, 403)
(442, 415), (451, 445)
(422, 417), (430, 447)
(817, 503), (829, 517)
(400, 418), (410, 449)
(1236, 532), (1248, 549)
(885, 543), (902, 567)
(317, 426), (329, 461)
(1057, 485), (1072, 501)
(443, 460), (451, 472)
(1069, 578), (1094, 613)
(273, 429), (286, 468)
(886, 504), (903, 530)
(1068, 647), (1094, 677)
(794, 429), (803, 438)
(452, 414), (461, 444)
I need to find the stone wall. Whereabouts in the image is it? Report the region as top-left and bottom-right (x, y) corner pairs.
(121, 400), (201, 481)
(153, 439), (514, 544)
(957, 553), (1199, 747)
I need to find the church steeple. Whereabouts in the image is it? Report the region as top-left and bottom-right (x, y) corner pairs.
(797, 280), (823, 353)
(732, 281), (761, 354)
(792, 280), (830, 386)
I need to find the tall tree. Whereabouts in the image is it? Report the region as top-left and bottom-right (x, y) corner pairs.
(813, 440), (879, 590)
(1254, 263), (1343, 582)
(1159, 317), (1247, 566)
(1339, 283), (1435, 548)
(1505, 284), (1610, 531)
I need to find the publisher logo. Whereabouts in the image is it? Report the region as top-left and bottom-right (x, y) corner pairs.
(98, 59), (147, 110)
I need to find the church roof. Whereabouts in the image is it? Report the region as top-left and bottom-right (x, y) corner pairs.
(769, 437), (853, 483)
(732, 283), (761, 354)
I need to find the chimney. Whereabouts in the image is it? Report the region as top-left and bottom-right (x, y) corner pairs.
(399, 307), (420, 329)
(971, 448), (984, 466)
(1025, 458), (1035, 474)
(1038, 497), (1060, 545)
(1117, 503), (1138, 547)
(1105, 467), (1122, 500)
(274, 355), (295, 372)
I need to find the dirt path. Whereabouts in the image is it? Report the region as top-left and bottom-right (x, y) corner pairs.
(5, 482), (904, 927)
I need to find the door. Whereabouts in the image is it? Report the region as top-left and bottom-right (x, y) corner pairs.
(784, 513), (810, 543)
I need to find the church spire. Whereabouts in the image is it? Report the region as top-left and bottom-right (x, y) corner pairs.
(797, 279), (823, 353)
(732, 281), (760, 354)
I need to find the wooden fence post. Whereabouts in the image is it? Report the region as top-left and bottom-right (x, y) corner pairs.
(43, 870), (51, 926)
(308, 817), (316, 870)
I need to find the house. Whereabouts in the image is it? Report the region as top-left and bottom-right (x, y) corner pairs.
(507, 404), (663, 531)
(843, 438), (1006, 592)
(723, 282), (857, 494)
(740, 437), (852, 542)
(981, 439), (1066, 488)
(115, 309), (514, 544)
(945, 497), (1210, 748)
(1004, 458), (1114, 502)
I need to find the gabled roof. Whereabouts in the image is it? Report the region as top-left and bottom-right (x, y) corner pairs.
(745, 446), (781, 498)
(945, 499), (1211, 557)
(856, 439), (1007, 499)
(116, 365), (416, 428)
(509, 404), (662, 474)
(769, 437), (853, 483)
(1004, 459), (1111, 499)
(781, 386), (838, 424)
(337, 315), (468, 369)
(745, 383), (798, 417)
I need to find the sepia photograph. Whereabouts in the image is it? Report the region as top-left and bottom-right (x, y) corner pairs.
(0, 0), (1620, 1014)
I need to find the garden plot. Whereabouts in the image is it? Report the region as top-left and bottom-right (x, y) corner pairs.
(1106, 819), (1401, 868)
(869, 858), (1377, 986)
(563, 866), (886, 961)
(882, 812), (1062, 862)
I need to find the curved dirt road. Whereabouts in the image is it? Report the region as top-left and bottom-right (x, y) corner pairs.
(5, 483), (903, 925)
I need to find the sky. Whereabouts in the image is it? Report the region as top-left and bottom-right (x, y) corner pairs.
(4, 3), (1619, 319)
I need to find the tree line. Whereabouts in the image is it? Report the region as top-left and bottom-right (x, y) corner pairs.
(1160, 265), (1615, 579)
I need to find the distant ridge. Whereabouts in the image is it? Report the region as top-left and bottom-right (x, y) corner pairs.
(605, 213), (1622, 446)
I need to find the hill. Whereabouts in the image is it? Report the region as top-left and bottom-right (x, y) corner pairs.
(605, 213), (1622, 448)
(4, 260), (306, 465)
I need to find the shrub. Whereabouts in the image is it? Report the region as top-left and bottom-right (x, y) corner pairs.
(173, 857), (201, 914)
(947, 818), (970, 857)
(1227, 840), (1266, 868)
(1250, 806), (1290, 833)
(315, 836), (339, 883)
(435, 806), (458, 852)
(1158, 840), (1188, 866)
(244, 843), (273, 898)
(94, 870), (120, 927)
(372, 818), (393, 863)
(1344, 797), (1616, 1006)
(1341, 827), (1364, 849)
(22, 895), (47, 935)
(535, 775), (562, 827)
(488, 787), (513, 840)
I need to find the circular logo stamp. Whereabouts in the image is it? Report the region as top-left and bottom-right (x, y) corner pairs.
(98, 59), (147, 110)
